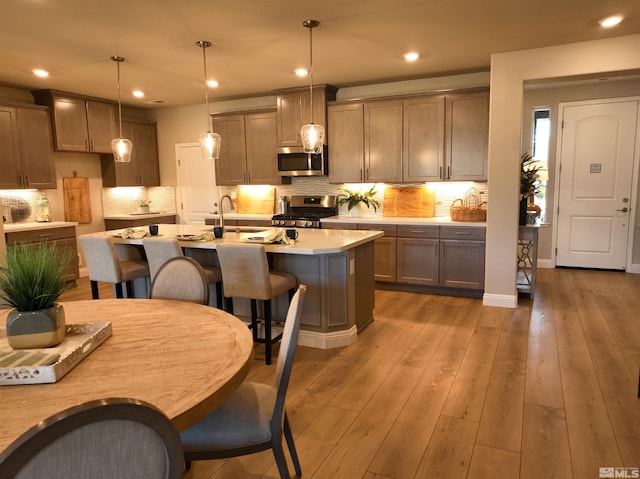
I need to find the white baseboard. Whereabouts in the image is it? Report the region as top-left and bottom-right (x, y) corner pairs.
(483, 293), (518, 308)
(629, 264), (640, 274)
(537, 259), (554, 269)
(79, 267), (88, 278)
(298, 326), (358, 349)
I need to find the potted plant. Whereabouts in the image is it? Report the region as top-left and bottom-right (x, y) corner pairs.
(138, 198), (151, 214)
(520, 152), (542, 224)
(336, 185), (381, 216)
(0, 241), (73, 349)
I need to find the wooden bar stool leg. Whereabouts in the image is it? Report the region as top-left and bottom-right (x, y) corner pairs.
(90, 281), (100, 300)
(264, 299), (272, 365)
(250, 299), (259, 342)
(125, 281), (134, 298)
(215, 283), (223, 310)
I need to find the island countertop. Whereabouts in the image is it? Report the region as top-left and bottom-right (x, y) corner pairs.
(82, 224), (383, 255)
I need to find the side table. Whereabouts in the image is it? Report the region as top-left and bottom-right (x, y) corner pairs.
(517, 225), (539, 299)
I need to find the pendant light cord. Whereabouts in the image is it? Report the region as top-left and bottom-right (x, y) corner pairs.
(112, 56), (125, 139)
(308, 24), (314, 124)
(198, 41), (212, 133)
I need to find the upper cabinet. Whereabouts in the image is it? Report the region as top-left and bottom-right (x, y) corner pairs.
(445, 91), (489, 181)
(275, 85), (337, 147)
(213, 110), (284, 185)
(32, 90), (116, 154)
(0, 104), (56, 189)
(327, 88), (488, 184)
(100, 120), (160, 187)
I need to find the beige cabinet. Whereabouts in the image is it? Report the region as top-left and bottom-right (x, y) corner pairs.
(439, 226), (486, 289)
(104, 215), (176, 230)
(365, 99), (403, 182)
(403, 96), (446, 182)
(0, 105), (56, 189)
(276, 86), (336, 148)
(356, 224), (397, 282)
(213, 110), (281, 185)
(33, 90), (116, 154)
(327, 103), (364, 183)
(396, 225), (439, 285)
(101, 120), (160, 187)
(445, 90), (489, 181)
(5, 226), (79, 282)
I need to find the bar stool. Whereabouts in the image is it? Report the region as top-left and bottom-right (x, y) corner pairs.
(215, 243), (297, 365)
(78, 236), (149, 299)
(141, 238), (223, 309)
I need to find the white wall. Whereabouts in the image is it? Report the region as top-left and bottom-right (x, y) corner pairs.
(484, 34), (640, 308)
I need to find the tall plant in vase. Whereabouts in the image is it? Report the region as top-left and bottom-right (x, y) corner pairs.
(520, 152), (541, 225)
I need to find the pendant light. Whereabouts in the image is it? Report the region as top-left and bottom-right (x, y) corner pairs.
(196, 40), (221, 160)
(300, 20), (324, 154)
(110, 56), (133, 163)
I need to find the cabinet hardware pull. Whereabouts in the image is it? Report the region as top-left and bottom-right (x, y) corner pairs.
(455, 232), (471, 235)
(410, 230), (425, 234)
(447, 165), (451, 179)
(439, 166), (443, 179)
(39, 234), (53, 238)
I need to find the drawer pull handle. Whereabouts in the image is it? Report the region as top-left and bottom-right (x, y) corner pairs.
(410, 230), (425, 234)
(455, 232), (471, 236)
(39, 234), (53, 238)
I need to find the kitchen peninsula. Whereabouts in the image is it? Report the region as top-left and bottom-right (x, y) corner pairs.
(80, 225), (383, 349)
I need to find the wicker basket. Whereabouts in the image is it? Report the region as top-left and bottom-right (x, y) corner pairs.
(450, 198), (487, 222)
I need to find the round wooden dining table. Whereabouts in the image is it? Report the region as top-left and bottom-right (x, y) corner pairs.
(0, 299), (254, 454)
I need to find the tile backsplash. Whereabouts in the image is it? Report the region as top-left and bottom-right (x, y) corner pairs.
(101, 186), (177, 217)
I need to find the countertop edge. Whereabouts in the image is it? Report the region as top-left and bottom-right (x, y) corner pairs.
(4, 221), (79, 232)
(320, 216), (486, 227)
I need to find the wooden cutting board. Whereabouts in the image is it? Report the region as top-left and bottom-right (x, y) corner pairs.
(236, 187), (275, 214)
(63, 176), (92, 223)
(383, 186), (436, 217)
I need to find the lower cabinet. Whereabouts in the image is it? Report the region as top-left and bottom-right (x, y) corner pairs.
(5, 226), (79, 282)
(322, 222), (486, 294)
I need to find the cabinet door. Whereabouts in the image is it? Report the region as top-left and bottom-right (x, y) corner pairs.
(396, 238), (438, 285)
(52, 96), (88, 152)
(133, 122), (160, 186)
(112, 121), (139, 186)
(86, 100), (116, 153)
(300, 88), (328, 135)
(364, 99), (402, 182)
(0, 106), (22, 188)
(213, 115), (247, 185)
(17, 109), (56, 189)
(245, 111), (278, 184)
(328, 103), (364, 183)
(445, 91), (489, 181)
(439, 240), (485, 289)
(373, 237), (397, 282)
(403, 96), (445, 182)
(276, 92), (302, 147)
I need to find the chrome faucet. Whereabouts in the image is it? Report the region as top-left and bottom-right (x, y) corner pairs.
(218, 195), (235, 227)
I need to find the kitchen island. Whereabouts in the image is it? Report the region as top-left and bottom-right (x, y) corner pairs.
(80, 225), (383, 349)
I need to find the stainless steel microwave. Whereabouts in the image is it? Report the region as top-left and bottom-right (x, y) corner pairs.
(277, 146), (327, 177)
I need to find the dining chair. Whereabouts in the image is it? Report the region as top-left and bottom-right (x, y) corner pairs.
(78, 236), (149, 299)
(0, 397), (184, 479)
(215, 243), (297, 365)
(150, 256), (210, 305)
(181, 284), (306, 479)
(142, 237), (223, 308)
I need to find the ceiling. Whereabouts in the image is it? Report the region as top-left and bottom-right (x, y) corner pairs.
(1, 0), (638, 109)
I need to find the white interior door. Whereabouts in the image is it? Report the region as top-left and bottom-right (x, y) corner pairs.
(555, 99), (639, 269)
(175, 143), (219, 224)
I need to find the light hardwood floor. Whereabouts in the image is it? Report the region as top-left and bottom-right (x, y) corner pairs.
(60, 268), (640, 479)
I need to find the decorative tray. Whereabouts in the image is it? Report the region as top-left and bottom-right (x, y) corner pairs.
(0, 322), (112, 385)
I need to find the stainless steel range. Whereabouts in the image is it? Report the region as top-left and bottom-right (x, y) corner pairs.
(271, 195), (337, 228)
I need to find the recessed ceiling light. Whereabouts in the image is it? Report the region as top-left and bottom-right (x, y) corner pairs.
(404, 52), (420, 62)
(33, 69), (49, 78)
(207, 80), (219, 88)
(295, 68), (308, 77)
(599, 15), (623, 27)
(132, 90), (144, 98)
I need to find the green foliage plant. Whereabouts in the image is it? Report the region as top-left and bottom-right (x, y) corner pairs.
(0, 241), (72, 311)
(336, 184), (381, 212)
(520, 152), (542, 199)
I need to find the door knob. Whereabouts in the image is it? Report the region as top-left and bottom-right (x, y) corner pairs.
(616, 207), (628, 213)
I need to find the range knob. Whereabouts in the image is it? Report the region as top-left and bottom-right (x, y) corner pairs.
(305, 221), (313, 227)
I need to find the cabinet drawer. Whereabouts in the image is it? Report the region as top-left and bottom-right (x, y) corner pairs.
(397, 225), (439, 238)
(6, 226), (76, 244)
(439, 226), (485, 241)
(321, 223), (358, 230)
(357, 224), (397, 237)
